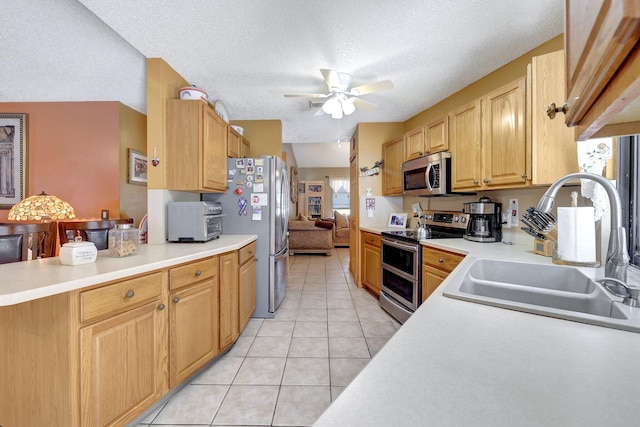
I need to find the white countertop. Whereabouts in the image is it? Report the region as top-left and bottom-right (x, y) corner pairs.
(0, 235), (256, 306)
(314, 238), (640, 427)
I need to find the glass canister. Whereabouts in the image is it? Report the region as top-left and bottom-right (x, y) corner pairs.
(108, 223), (139, 257)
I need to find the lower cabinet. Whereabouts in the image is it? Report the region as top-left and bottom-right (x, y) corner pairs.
(0, 244), (257, 427)
(219, 251), (239, 350)
(79, 271), (168, 427)
(422, 245), (465, 302)
(238, 242), (257, 331)
(361, 231), (382, 295)
(168, 256), (219, 388)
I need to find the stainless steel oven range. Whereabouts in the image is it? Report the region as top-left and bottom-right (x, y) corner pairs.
(380, 210), (467, 324)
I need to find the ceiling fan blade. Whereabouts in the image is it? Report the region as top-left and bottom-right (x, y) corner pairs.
(349, 79), (394, 96)
(320, 69), (341, 90)
(352, 97), (377, 111)
(284, 93), (329, 98)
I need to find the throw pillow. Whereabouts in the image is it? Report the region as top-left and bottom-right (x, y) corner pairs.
(314, 219), (334, 229)
(335, 211), (349, 229)
(297, 214), (309, 221)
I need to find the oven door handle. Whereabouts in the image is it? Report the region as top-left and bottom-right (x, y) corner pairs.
(381, 237), (420, 253)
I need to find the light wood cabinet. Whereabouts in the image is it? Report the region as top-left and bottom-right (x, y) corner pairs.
(564, 0), (640, 140)
(528, 49), (579, 185)
(404, 126), (425, 161)
(425, 115), (449, 154)
(241, 136), (251, 157)
(219, 251), (239, 350)
(361, 231), (382, 295)
(349, 153), (359, 279)
(228, 126), (241, 158)
(238, 242), (257, 331)
(168, 257), (219, 388)
(422, 246), (464, 302)
(79, 272), (168, 427)
(450, 99), (482, 190)
(382, 137), (404, 196)
(166, 99), (227, 192)
(451, 78), (527, 191)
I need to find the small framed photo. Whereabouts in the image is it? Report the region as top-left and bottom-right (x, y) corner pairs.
(128, 149), (148, 185)
(0, 113), (27, 209)
(388, 213), (408, 228)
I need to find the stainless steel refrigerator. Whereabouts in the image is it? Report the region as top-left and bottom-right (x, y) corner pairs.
(202, 155), (289, 318)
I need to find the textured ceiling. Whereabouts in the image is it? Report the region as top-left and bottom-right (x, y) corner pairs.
(2, 0), (563, 168)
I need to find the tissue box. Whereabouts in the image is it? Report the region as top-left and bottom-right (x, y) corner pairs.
(59, 241), (97, 265)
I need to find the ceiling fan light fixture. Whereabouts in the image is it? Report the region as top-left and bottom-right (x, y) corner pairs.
(322, 97), (339, 115)
(331, 107), (343, 119)
(341, 98), (356, 115)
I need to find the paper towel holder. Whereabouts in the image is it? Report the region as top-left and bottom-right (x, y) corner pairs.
(551, 242), (600, 267)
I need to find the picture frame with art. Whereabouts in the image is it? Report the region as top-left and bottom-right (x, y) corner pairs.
(388, 212), (408, 228)
(0, 113), (27, 209)
(128, 149), (148, 185)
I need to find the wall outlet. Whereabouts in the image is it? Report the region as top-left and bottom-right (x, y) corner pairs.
(509, 199), (519, 227)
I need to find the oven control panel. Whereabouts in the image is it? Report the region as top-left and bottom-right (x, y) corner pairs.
(423, 210), (469, 230)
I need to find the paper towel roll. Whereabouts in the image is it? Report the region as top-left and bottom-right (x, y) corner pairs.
(557, 207), (596, 263)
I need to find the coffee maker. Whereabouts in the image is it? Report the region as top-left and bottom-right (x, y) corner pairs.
(463, 197), (502, 242)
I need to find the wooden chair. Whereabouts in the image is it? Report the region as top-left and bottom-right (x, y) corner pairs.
(58, 219), (134, 250)
(0, 221), (58, 264)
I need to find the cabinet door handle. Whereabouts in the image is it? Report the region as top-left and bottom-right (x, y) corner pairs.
(157, 303), (165, 311)
(438, 258), (445, 263)
(194, 270), (202, 277)
(546, 102), (568, 119)
(521, 174), (528, 180)
(125, 290), (134, 298)
(173, 296), (180, 304)
(473, 180), (479, 185)
(483, 179), (490, 184)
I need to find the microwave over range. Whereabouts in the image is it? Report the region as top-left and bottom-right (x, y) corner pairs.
(402, 151), (473, 197)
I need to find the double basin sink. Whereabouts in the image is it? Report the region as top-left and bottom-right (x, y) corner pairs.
(443, 258), (640, 333)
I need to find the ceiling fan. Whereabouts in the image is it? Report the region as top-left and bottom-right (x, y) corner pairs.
(284, 69), (394, 119)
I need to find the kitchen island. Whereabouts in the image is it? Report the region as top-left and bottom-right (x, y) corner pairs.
(314, 238), (640, 426)
(0, 235), (257, 427)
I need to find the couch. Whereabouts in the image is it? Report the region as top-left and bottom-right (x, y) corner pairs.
(288, 217), (334, 255)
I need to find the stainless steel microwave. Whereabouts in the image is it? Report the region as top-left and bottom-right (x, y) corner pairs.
(402, 152), (472, 197)
(168, 201), (224, 242)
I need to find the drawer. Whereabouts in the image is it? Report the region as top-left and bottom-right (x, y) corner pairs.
(239, 242), (256, 266)
(170, 257), (218, 290)
(422, 246), (464, 272)
(361, 232), (381, 248)
(80, 271), (164, 323)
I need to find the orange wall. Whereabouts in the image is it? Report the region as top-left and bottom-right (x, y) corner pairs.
(0, 102), (121, 221)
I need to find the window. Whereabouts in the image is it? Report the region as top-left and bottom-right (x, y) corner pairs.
(616, 136), (639, 266)
(329, 177), (350, 213)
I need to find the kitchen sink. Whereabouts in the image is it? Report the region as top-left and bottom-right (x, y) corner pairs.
(444, 258), (640, 333)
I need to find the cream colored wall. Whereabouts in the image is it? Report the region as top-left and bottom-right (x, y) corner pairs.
(118, 103), (148, 226)
(404, 35), (564, 132)
(231, 120), (282, 157)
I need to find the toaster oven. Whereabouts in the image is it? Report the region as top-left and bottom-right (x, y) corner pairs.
(167, 201), (223, 242)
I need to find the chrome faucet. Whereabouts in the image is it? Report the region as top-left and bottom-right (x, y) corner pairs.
(536, 172), (629, 283)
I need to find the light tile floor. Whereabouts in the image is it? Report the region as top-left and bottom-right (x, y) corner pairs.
(136, 247), (400, 427)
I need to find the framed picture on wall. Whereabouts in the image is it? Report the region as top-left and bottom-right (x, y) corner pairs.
(128, 149), (148, 185)
(0, 113), (27, 209)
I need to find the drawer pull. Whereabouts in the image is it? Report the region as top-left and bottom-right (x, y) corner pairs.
(125, 290), (135, 298)
(195, 270), (202, 277)
(173, 296), (180, 304)
(438, 258), (445, 263)
(248, 251), (254, 255)
(157, 303), (165, 311)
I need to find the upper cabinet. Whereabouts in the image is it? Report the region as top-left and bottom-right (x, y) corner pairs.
(382, 137), (404, 196)
(451, 78), (527, 191)
(166, 100), (227, 192)
(563, 0), (640, 140)
(404, 127), (425, 161)
(227, 126), (241, 158)
(424, 115), (449, 154)
(404, 115), (449, 161)
(528, 49), (579, 185)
